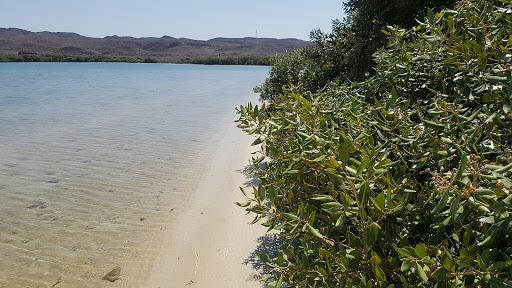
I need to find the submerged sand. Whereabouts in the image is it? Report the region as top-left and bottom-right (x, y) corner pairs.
(0, 63), (269, 287)
(0, 116), (267, 288)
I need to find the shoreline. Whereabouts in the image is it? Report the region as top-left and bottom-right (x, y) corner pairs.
(0, 63), (270, 287)
(0, 61), (271, 68)
(143, 118), (266, 288)
(0, 54), (272, 66)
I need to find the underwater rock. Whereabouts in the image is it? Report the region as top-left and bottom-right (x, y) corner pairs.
(102, 267), (121, 282)
(27, 199), (49, 209)
(46, 178), (60, 184)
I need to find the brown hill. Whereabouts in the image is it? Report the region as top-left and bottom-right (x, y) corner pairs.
(0, 28), (311, 61)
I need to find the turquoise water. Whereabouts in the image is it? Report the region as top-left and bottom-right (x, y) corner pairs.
(0, 63), (268, 287)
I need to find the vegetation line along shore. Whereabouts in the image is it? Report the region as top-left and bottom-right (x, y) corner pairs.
(237, 0), (511, 287)
(0, 29), (312, 66)
(0, 54), (273, 65)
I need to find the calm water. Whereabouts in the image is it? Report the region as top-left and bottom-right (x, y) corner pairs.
(0, 63), (268, 287)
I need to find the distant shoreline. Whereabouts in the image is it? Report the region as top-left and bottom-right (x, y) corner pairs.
(0, 54), (272, 66)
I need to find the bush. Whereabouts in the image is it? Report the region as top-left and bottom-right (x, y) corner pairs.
(256, 0), (457, 101)
(237, 0), (512, 286)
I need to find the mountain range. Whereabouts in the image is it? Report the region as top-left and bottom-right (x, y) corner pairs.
(0, 28), (311, 61)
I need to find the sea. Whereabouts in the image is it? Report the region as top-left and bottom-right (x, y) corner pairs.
(0, 62), (269, 287)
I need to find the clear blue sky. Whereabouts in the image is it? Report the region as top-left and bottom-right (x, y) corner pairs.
(0, 0), (344, 40)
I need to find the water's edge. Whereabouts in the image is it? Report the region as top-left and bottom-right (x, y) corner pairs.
(0, 63), (268, 287)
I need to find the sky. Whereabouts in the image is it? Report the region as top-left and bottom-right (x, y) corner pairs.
(0, 0), (344, 40)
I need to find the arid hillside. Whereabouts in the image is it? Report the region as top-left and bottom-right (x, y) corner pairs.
(0, 28), (311, 60)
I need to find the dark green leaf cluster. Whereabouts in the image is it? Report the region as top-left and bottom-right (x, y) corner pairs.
(237, 0), (512, 286)
(256, 0), (456, 101)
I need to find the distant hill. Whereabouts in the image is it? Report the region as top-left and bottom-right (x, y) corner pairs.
(0, 28), (311, 62)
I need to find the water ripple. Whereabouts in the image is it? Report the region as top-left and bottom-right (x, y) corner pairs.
(0, 63), (268, 287)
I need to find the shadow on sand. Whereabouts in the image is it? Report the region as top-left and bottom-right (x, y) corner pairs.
(243, 234), (283, 279)
(238, 164), (284, 286)
(240, 163), (261, 188)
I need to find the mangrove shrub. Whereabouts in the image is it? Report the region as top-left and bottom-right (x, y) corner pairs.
(237, 0), (512, 287)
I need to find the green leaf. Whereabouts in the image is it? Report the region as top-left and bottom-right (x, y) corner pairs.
(422, 118), (444, 129)
(321, 202), (343, 209)
(311, 195), (334, 201)
(401, 261), (411, 272)
(251, 137), (264, 146)
(374, 264), (386, 282)
(335, 214), (344, 227)
(479, 216), (495, 224)
(416, 263), (428, 282)
(292, 93), (312, 110)
(356, 156), (369, 177)
(345, 166), (357, 176)
(340, 140), (350, 163)
(489, 277), (511, 288)
(372, 192), (386, 212)
(311, 155), (327, 162)
(482, 75), (508, 81)
(394, 246), (411, 258)
(448, 196), (460, 223)
(267, 120), (281, 129)
(489, 261), (512, 271)
(432, 192), (449, 213)
(454, 153), (468, 181)
(236, 200), (251, 207)
(305, 223), (324, 239)
(477, 235), (492, 247)
(463, 227), (472, 246)
(275, 274), (284, 288)
(495, 163), (512, 174)
(358, 182), (371, 208)
(504, 95), (511, 114)
(283, 213), (299, 221)
(366, 222), (380, 247)
(447, 16), (455, 34)
(257, 186), (266, 201)
(268, 187), (277, 201)
(307, 211), (317, 225)
(390, 203), (405, 215)
(256, 252), (272, 264)
(415, 243), (427, 258)
(390, 86), (398, 105)
(441, 137), (453, 144)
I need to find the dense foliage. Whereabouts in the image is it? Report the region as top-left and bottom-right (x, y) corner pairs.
(179, 55), (271, 66)
(343, 0), (457, 79)
(0, 54), (162, 63)
(256, 0), (456, 100)
(0, 54), (272, 66)
(237, 0), (512, 287)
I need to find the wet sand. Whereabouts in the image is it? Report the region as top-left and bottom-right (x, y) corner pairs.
(145, 120), (266, 288)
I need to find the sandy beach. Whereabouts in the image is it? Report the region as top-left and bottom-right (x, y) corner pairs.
(144, 120), (267, 288)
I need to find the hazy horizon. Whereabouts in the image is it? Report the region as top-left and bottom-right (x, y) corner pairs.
(0, 0), (343, 41)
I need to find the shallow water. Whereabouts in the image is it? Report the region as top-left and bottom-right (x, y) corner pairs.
(0, 63), (268, 287)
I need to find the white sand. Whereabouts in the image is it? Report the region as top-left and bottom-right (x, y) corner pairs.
(144, 122), (267, 288)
